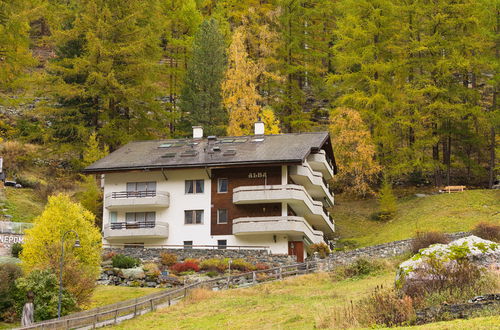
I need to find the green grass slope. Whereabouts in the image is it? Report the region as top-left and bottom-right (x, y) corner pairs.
(2, 187), (45, 222)
(110, 272), (395, 330)
(334, 189), (500, 247)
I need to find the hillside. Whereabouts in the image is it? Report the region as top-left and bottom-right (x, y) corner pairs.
(109, 265), (499, 330)
(334, 189), (500, 248)
(1, 187), (44, 222)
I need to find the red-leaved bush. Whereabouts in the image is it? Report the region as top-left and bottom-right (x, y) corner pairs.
(170, 261), (200, 274)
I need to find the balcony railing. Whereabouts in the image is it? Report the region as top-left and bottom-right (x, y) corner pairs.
(105, 191), (170, 209)
(110, 191), (157, 198)
(110, 222), (156, 230)
(103, 221), (169, 239)
(0, 221), (33, 234)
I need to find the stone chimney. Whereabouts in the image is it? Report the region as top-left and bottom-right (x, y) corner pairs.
(254, 120), (265, 135)
(192, 126), (203, 139)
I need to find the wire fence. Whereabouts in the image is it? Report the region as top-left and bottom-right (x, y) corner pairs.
(16, 260), (329, 330)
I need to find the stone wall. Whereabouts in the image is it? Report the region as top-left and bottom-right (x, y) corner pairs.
(103, 247), (296, 267)
(416, 294), (500, 324)
(325, 232), (470, 265)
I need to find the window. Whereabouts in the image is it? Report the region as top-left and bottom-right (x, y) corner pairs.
(217, 209), (228, 224)
(217, 240), (227, 249)
(125, 212), (156, 223)
(217, 178), (228, 193)
(126, 182), (157, 192)
(184, 241), (193, 249)
(184, 210), (204, 224)
(109, 212), (117, 223)
(185, 180), (204, 194)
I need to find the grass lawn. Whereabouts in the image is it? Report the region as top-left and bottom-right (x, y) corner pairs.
(110, 271), (395, 330)
(87, 285), (164, 309)
(3, 187), (45, 222)
(335, 189), (500, 247)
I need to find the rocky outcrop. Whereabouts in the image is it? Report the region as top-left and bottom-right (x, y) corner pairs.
(397, 235), (499, 289)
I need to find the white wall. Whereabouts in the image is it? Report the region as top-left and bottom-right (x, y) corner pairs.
(102, 169), (289, 253)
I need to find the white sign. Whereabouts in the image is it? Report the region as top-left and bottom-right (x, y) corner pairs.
(0, 234), (24, 255)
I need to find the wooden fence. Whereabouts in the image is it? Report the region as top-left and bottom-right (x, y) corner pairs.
(16, 260), (326, 330)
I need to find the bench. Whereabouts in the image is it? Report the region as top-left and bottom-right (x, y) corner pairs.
(440, 185), (466, 193)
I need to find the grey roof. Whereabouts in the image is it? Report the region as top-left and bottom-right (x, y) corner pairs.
(83, 132), (336, 173)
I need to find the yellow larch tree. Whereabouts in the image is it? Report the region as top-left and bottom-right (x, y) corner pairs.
(329, 107), (381, 197)
(260, 107), (281, 134)
(223, 27), (261, 136)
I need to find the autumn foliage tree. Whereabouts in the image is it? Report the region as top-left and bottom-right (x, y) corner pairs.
(329, 107), (381, 197)
(20, 194), (102, 306)
(223, 27), (261, 136)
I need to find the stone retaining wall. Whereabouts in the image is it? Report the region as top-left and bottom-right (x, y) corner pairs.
(103, 247), (295, 266)
(326, 232), (470, 265)
(416, 294), (500, 324)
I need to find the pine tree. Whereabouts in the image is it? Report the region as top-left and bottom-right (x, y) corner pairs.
(329, 107), (381, 197)
(0, 0), (35, 103)
(180, 18), (227, 136)
(378, 175), (397, 220)
(44, 0), (165, 149)
(160, 0), (203, 136)
(82, 132), (108, 167)
(223, 27), (261, 136)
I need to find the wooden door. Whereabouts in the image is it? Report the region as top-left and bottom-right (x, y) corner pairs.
(288, 241), (304, 262)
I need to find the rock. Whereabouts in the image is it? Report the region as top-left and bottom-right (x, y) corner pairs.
(397, 235), (499, 289)
(146, 281), (157, 288)
(415, 193), (427, 198)
(121, 267), (146, 280)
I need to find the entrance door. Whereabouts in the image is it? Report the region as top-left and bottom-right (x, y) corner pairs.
(288, 241), (304, 262)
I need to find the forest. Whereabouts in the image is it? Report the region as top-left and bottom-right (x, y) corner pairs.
(0, 0), (498, 192)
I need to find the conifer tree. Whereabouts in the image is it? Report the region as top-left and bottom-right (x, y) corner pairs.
(44, 0), (165, 149)
(378, 175), (397, 220)
(180, 18), (227, 136)
(260, 107), (281, 134)
(0, 0), (35, 103)
(223, 27), (261, 136)
(329, 107), (381, 197)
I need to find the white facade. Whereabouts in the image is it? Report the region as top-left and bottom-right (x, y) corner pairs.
(100, 158), (334, 256)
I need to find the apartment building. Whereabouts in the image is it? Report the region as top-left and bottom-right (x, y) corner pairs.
(84, 123), (337, 261)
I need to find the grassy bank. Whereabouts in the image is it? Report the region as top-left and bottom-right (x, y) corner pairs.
(110, 271), (395, 329)
(335, 189), (500, 247)
(87, 286), (164, 309)
(3, 187), (45, 222)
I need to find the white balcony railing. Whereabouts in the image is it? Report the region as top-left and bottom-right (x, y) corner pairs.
(105, 191), (170, 210)
(233, 184), (334, 234)
(233, 216), (324, 244)
(289, 162), (334, 205)
(103, 221), (169, 239)
(307, 151), (334, 180)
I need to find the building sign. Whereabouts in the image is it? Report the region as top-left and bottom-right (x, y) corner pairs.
(0, 234), (24, 256)
(248, 172), (267, 179)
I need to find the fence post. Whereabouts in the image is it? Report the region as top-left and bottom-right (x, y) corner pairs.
(114, 309), (118, 324)
(252, 271), (256, 284)
(134, 298), (138, 317)
(306, 262), (309, 273)
(168, 294), (171, 306)
(93, 313), (97, 329)
(150, 298), (154, 312)
(279, 267), (282, 280)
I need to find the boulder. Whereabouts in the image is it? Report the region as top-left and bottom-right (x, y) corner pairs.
(397, 235), (499, 289)
(121, 267), (146, 280)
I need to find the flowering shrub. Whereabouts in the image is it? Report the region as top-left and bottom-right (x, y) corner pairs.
(230, 259), (254, 272)
(170, 260), (200, 274)
(200, 258), (229, 273)
(307, 242), (331, 258)
(254, 263), (270, 271)
(160, 252), (177, 266)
